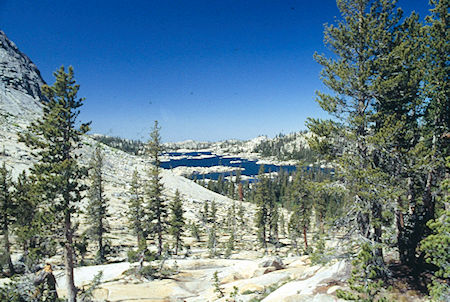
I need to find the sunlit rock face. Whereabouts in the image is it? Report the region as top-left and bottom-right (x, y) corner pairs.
(0, 30), (45, 100)
(0, 30), (45, 126)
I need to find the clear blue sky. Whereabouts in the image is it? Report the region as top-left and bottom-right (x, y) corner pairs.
(1, 0), (430, 142)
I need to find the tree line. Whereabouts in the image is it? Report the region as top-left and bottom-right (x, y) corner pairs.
(307, 0), (449, 300)
(0, 68), (185, 301)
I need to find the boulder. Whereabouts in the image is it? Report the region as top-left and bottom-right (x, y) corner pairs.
(262, 260), (350, 302)
(239, 283), (264, 294)
(259, 256), (285, 270)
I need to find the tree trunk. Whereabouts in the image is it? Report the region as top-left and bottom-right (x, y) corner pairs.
(239, 183), (243, 201)
(3, 223), (15, 275)
(262, 224), (267, 253)
(158, 218), (163, 257)
(303, 226), (308, 250)
(372, 201), (384, 263)
(65, 213), (77, 302)
(98, 217), (104, 263)
(396, 196), (407, 263)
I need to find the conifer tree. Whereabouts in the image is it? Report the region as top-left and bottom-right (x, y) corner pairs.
(208, 200), (218, 257)
(254, 165), (269, 251)
(201, 200), (209, 223)
(146, 120), (167, 257)
(279, 212), (286, 238)
(20, 66), (90, 302)
(0, 163), (15, 275)
(169, 190), (185, 255)
(13, 171), (41, 266)
(409, 0), (450, 267)
(237, 200), (245, 229)
(86, 144), (109, 264)
(128, 169), (147, 250)
(289, 168), (312, 251)
(308, 0), (405, 272)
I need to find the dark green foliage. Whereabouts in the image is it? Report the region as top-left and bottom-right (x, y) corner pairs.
(91, 134), (145, 155)
(0, 274), (64, 302)
(254, 165), (269, 251)
(420, 210), (450, 301)
(146, 121), (167, 257)
(0, 163), (15, 275)
(189, 222), (201, 242)
(309, 0), (409, 275)
(225, 232), (235, 258)
(19, 66), (90, 302)
(86, 144), (110, 264)
(78, 271), (103, 302)
(169, 190), (185, 255)
(419, 157), (450, 301)
(201, 200), (209, 223)
(288, 166), (312, 253)
(336, 242), (390, 302)
(253, 131), (317, 163)
(208, 200), (218, 257)
(213, 271), (224, 298)
(128, 169), (147, 251)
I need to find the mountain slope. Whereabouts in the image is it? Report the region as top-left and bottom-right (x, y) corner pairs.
(0, 30), (246, 245)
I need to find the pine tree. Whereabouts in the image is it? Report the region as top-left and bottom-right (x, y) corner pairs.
(86, 144), (109, 264)
(19, 66), (90, 302)
(208, 200), (218, 257)
(279, 211), (286, 238)
(128, 169), (147, 251)
(0, 163), (15, 275)
(146, 120), (167, 257)
(201, 200), (209, 223)
(419, 156), (450, 300)
(169, 190), (185, 255)
(254, 165), (269, 251)
(13, 171), (40, 266)
(289, 167), (312, 252)
(308, 0), (405, 273)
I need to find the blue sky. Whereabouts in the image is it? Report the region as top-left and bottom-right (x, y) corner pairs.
(1, 0), (431, 142)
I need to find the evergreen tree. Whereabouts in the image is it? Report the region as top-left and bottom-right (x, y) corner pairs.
(201, 200), (209, 223)
(169, 190), (185, 255)
(13, 171), (44, 266)
(289, 167), (312, 252)
(208, 200), (218, 257)
(210, 200), (218, 223)
(279, 211), (286, 238)
(146, 120), (167, 257)
(254, 165), (269, 251)
(0, 163), (15, 275)
(237, 200), (245, 229)
(13, 171), (33, 260)
(20, 66), (90, 302)
(86, 144), (109, 264)
(419, 156), (450, 301)
(308, 0), (405, 273)
(128, 169), (147, 250)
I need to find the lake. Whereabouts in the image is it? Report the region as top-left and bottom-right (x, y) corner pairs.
(160, 151), (297, 181)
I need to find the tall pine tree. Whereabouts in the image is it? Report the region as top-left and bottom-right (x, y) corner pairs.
(0, 163), (15, 275)
(86, 144), (109, 264)
(308, 0), (405, 273)
(128, 169), (147, 251)
(169, 190), (185, 255)
(20, 66), (90, 302)
(146, 120), (167, 257)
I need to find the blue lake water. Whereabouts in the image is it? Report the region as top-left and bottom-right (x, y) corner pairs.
(160, 152), (296, 181)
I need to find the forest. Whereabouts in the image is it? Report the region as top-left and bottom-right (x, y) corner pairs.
(0, 0), (448, 301)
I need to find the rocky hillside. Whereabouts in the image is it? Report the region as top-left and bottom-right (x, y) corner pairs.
(0, 30), (429, 302)
(0, 30), (244, 237)
(164, 132), (315, 164)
